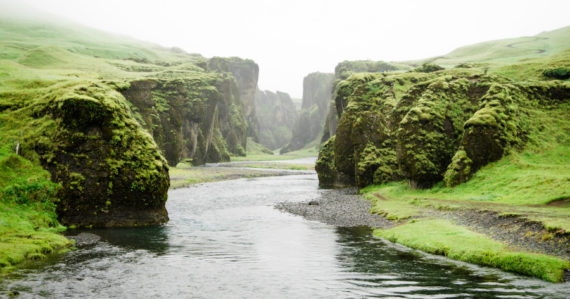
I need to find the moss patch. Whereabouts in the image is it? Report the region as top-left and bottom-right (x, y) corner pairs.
(374, 219), (570, 282)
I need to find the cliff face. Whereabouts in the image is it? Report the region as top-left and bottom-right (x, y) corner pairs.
(120, 74), (247, 166)
(254, 89), (298, 150)
(208, 57), (260, 141)
(281, 72), (335, 153)
(322, 60), (404, 142)
(315, 70), (570, 189)
(0, 81), (170, 227)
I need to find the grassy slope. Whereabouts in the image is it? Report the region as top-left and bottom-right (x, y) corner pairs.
(361, 103), (570, 281)
(402, 26), (570, 67)
(0, 147), (71, 273)
(0, 15), (213, 273)
(357, 28), (570, 282)
(375, 219), (569, 282)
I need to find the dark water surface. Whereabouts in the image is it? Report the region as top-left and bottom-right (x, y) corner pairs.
(2, 174), (569, 298)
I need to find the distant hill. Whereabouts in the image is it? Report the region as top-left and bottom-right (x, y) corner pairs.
(403, 26), (570, 67)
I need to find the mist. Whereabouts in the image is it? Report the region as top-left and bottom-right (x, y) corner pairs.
(2, 0), (570, 97)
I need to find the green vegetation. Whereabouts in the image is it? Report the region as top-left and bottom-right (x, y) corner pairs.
(281, 72), (335, 154)
(316, 26), (570, 282)
(0, 148), (71, 273)
(374, 219), (569, 282)
(231, 138), (318, 162)
(0, 14), (251, 271)
(169, 160), (312, 188)
(255, 90), (298, 150)
(403, 26), (570, 67)
(413, 63), (444, 73)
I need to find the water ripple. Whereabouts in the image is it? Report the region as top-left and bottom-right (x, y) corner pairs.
(1, 174), (569, 298)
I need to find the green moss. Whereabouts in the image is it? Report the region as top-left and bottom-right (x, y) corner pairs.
(374, 219), (569, 282)
(0, 152), (71, 274)
(443, 149), (473, 187)
(413, 63), (444, 73)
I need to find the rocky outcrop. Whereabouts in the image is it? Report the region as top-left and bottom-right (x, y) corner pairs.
(281, 72), (334, 153)
(322, 60), (404, 143)
(208, 57), (260, 141)
(254, 89), (298, 150)
(25, 82), (170, 227)
(120, 74), (247, 166)
(316, 70), (570, 189)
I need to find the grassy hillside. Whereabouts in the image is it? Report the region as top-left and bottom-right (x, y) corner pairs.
(315, 25), (570, 282)
(403, 26), (570, 67)
(0, 15), (218, 273)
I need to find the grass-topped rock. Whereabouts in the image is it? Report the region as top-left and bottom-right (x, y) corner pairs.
(317, 69), (570, 189)
(2, 81), (170, 227)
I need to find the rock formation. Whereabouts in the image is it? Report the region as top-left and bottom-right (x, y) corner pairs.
(322, 60), (404, 143)
(208, 57), (260, 141)
(315, 70), (569, 189)
(22, 82), (170, 227)
(121, 74), (247, 166)
(281, 72), (334, 153)
(254, 89), (298, 150)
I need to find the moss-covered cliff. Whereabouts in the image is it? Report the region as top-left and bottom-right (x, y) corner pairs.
(208, 57), (260, 142)
(322, 61), (407, 142)
(1, 80), (169, 227)
(0, 16), (257, 233)
(316, 68), (569, 188)
(120, 74), (247, 166)
(254, 89), (298, 150)
(281, 72), (335, 153)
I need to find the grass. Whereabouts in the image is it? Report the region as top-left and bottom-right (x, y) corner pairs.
(361, 99), (569, 227)
(402, 26), (570, 68)
(235, 163), (314, 170)
(374, 219), (570, 282)
(231, 139), (318, 162)
(0, 149), (72, 273)
(0, 16), (200, 273)
(359, 100), (570, 282)
(169, 162), (312, 188)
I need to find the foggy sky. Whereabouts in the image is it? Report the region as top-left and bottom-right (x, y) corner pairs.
(3, 0), (570, 98)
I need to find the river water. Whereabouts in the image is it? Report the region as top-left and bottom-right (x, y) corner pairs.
(2, 172), (569, 298)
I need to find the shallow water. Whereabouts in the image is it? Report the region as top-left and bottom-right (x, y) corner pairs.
(2, 174), (569, 298)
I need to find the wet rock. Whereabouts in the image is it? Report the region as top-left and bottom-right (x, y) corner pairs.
(68, 232), (101, 247)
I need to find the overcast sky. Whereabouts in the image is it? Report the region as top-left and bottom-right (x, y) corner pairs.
(4, 0), (570, 97)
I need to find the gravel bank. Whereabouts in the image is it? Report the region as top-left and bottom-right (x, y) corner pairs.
(276, 188), (393, 228)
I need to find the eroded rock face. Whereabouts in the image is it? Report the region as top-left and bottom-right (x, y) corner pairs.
(281, 72), (334, 153)
(254, 89), (298, 150)
(316, 71), (569, 189)
(208, 57), (260, 141)
(33, 82), (169, 227)
(121, 75), (247, 166)
(322, 60), (404, 142)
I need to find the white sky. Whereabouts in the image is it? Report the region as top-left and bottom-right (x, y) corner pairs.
(4, 0), (570, 97)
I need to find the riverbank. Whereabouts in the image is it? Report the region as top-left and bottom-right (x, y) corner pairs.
(0, 152), (72, 275)
(280, 183), (569, 282)
(170, 158), (315, 188)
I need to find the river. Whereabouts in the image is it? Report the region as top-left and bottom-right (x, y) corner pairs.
(1, 169), (569, 298)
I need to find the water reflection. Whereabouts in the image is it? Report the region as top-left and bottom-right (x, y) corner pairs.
(1, 174), (568, 298)
(68, 226), (170, 255)
(333, 226), (546, 297)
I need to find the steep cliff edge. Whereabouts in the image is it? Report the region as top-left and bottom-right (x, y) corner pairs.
(208, 57), (260, 142)
(0, 16), (258, 234)
(316, 68), (570, 188)
(120, 73), (247, 166)
(322, 60), (406, 142)
(254, 89), (298, 150)
(1, 80), (169, 227)
(281, 72), (334, 153)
